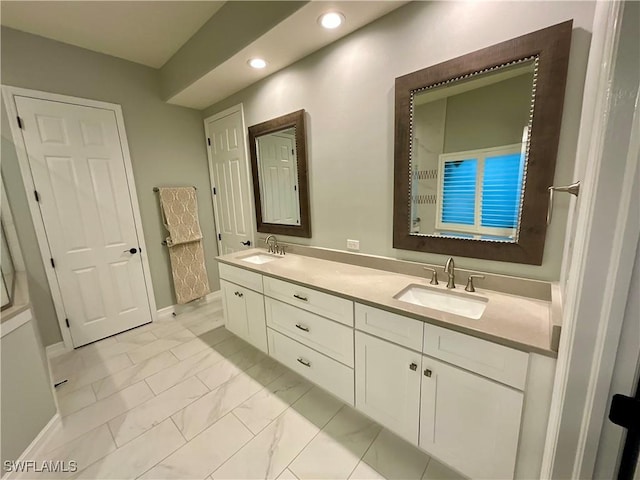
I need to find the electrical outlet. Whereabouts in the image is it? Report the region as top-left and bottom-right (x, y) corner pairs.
(347, 239), (360, 251)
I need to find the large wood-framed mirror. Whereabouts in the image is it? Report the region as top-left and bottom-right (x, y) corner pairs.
(393, 21), (572, 265)
(249, 109), (311, 238)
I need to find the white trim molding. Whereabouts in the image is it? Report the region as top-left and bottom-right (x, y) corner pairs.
(1, 86), (158, 350)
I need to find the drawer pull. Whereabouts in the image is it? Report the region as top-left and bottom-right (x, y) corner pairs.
(409, 362), (418, 371)
(297, 357), (311, 367)
(295, 324), (310, 332)
(293, 294), (308, 302)
(424, 369), (432, 377)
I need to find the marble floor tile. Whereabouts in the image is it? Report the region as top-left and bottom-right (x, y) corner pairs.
(182, 315), (225, 336)
(72, 419), (185, 479)
(50, 352), (85, 382)
(55, 354), (133, 394)
(127, 338), (184, 364)
(211, 387), (343, 480)
(211, 335), (252, 358)
(196, 344), (266, 390)
(44, 381), (154, 453)
(78, 332), (157, 366)
(356, 429), (430, 480)
(108, 376), (208, 446)
(145, 348), (225, 395)
(150, 321), (188, 339)
(171, 359), (283, 440)
(349, 460), (386, 480)
(22, 425), (116, 479)
(233, 370), (313, 434)
(160, 327), (197, 343)
(289, 406), (381, 480)
(91, 350), (178, 400)
(421, 459), (464, 479)
(58, 385), (97, 417)
(139, 414), (253, 480)
(277, 469), (300, 480)
(113, 323), (155, 343)
(170, 327), (233, 361)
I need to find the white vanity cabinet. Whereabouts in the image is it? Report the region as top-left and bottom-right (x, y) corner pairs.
(420, 356), (524, 479)
(219, 266), (268, 353)
(355, 331), (422, 444)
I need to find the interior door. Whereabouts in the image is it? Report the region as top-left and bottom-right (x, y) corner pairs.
(205, 108), (253, 254)
(15, 96), (152, 347)
(257, 132), (300, 224)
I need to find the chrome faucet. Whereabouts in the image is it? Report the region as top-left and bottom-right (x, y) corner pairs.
(265, 235), (278, 254)
(444, 257), (456, 289)
(265, 235), (285, 255)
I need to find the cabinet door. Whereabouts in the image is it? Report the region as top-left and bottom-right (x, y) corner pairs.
(221, 279), (248, 339)
(221, 280), (267, 353)
(420, 355), (523, 480)
(244, 287), (267, 353)
(355, 331), (421, 444)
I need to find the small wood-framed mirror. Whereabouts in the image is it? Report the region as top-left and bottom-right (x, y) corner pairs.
(393, 21), (572, 265)
(248, 109), (311, 238)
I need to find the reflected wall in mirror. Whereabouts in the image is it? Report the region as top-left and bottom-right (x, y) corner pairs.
(411, 59), (535, 242)
(249, 109), (311, 238)
(394, 21), (572, 265)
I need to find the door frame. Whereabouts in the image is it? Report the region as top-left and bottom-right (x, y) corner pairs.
(1, 86), (158, 351)
(541, 1), (640, 477)
(203, 103), (255, 253)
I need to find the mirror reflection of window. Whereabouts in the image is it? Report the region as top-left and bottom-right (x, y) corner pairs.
(410, 59), (535, 243)
(256, 127), (301, 226)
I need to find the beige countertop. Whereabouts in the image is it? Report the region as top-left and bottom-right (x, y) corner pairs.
(217, 249), (558, 358)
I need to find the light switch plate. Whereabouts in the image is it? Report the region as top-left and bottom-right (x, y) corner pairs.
(347, 239), (360, 251)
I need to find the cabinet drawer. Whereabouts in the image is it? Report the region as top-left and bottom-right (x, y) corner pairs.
(218, 263), (263, 293)
(355, 303), (424, 351)
(423, 323), (529, 390)
(263, 276), (353, 326)
(266, 298), (354, 367)
(267, 328), (354, 405)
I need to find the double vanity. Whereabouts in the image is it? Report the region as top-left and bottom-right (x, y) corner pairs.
(216, 247), (558, 480)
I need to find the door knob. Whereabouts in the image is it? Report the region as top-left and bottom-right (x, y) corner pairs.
(241, 240), (251, 246)
(125, 248), (138, 254)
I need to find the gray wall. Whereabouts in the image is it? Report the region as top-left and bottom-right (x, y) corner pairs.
(203, 1), (594, 281)
(1, 27), (218, 346)
(1, 318), (57, 467)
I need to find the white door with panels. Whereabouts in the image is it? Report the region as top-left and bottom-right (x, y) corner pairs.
(14, 96), (153, 347)
(257, 132), (300, 224)
(205, 106), (254, 254)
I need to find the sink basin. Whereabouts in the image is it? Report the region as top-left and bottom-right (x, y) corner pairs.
(394, 284), (488, 319)
(238, 253), (282, 265)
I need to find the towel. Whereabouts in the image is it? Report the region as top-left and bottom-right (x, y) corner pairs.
(158, 187), (210, 304)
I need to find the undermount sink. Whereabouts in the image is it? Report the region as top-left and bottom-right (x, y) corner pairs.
(394, 284), (488, 319)
(238, 253), (282, 265)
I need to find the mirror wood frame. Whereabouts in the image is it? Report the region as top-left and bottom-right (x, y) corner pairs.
(393, 21), (572, 265)
(248, 109), (311, 238)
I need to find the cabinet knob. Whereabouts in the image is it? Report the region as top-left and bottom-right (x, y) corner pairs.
(234, 291), (243, 298)
(409, 362), (418, 371)
(424, 369), (432, 377)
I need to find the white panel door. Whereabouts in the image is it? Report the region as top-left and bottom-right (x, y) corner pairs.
(15, 96), (152, 347)
(257, 132), (300, 224)
(420, 355), (524, 479)
(355, 331), (422, 444)
(206, 108), (253, 254)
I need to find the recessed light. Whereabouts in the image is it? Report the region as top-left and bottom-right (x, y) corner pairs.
(248, 58), (267, 69)
(319, 12), (344, 29)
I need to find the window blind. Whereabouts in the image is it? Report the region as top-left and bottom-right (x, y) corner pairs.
(480, 153), (523, 228)
(441, 159), (477, 225)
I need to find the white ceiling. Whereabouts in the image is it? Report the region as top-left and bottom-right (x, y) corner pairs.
(0, 1), (406, 109)
(0, 1), (225, 68)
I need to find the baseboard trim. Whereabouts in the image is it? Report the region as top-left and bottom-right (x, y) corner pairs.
(2, 414), (61, 480)
(45, 341), (68, 359)
(157, 290), (221, 318)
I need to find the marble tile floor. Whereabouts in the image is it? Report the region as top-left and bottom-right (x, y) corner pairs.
(25, 298), (463, 480)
